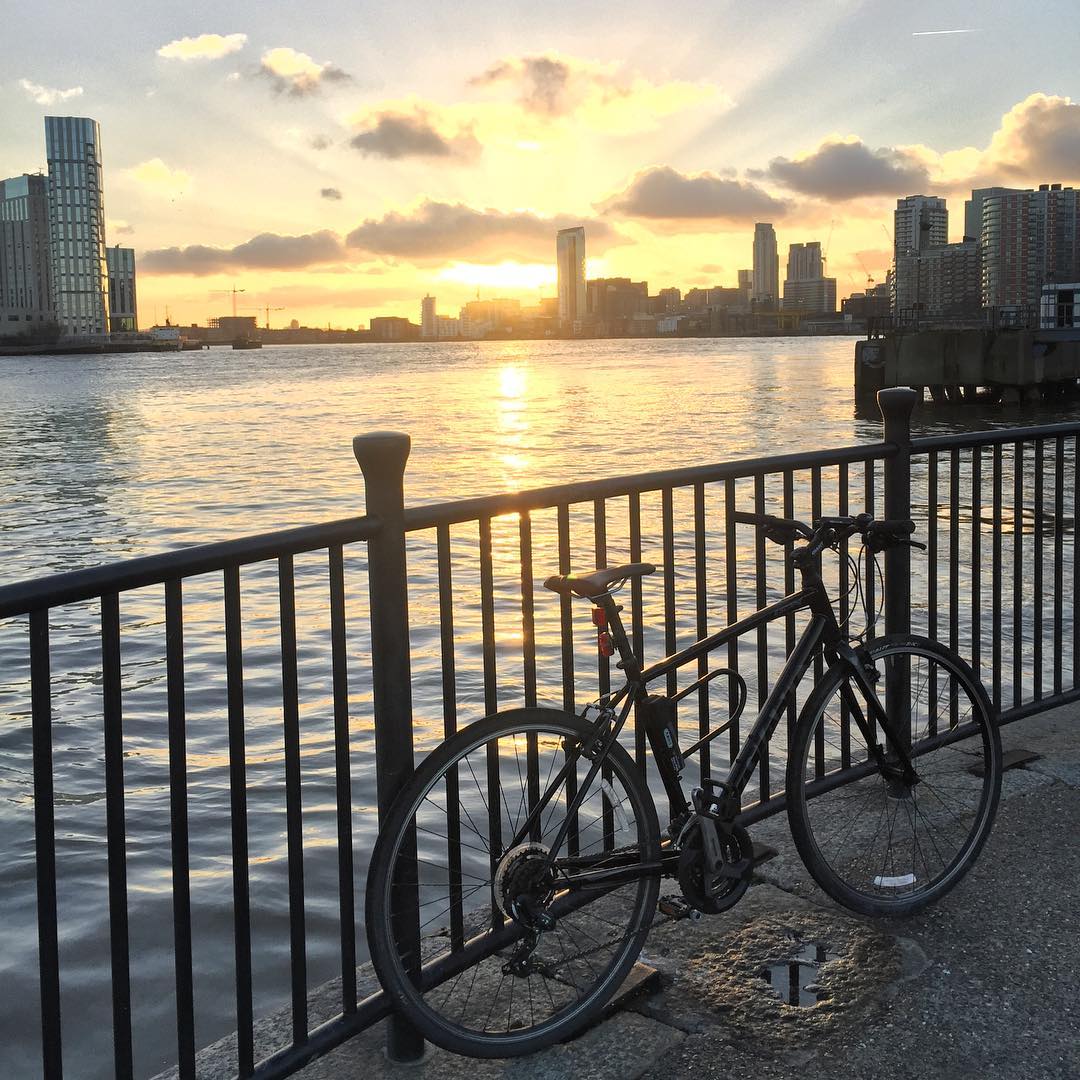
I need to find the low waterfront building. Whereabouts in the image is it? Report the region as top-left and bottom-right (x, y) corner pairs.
(841, 282), (891, 321)
(105, 245), (137, 331)
(0, 173), (55, 332)
(781, 276), (837, 315)
(369, 316), (419, 341)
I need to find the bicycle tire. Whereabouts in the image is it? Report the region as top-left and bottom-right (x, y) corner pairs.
(786, 634), (1002, 917)
(366, 707), (660, 1057)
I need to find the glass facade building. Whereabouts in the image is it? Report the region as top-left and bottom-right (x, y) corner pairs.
(556, 226), (586, 329)
(105, 245), (137, 331)
(45, 116), (110, 336)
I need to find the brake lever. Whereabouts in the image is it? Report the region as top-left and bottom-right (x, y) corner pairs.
(906, 539), (927, 551)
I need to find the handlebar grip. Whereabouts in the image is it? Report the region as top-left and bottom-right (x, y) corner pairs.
(874, 519), (916, 535)
(732, 511), (813, 538)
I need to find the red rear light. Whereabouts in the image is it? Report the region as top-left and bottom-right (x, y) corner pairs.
(597, 630), (615, 657)
(591, 607), (607, 627)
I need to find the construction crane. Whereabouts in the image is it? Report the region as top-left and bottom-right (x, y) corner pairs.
(209, 286), (246, 317)
(261, 305), (285, 330)
(855, 253), (876, 289)
(822, 219), (836, 273)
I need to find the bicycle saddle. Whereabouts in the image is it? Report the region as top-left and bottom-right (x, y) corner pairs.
(543, 562), (656, 599)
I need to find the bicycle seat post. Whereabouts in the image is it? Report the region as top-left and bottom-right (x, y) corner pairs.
(592, 590), (642, 682)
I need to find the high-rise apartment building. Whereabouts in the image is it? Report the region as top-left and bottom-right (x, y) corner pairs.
(752, 224), (779, 306)
(737, 269), (752, 305)
(892, 196), (948, 312)
(420, 294), (436, 338)
(894, 196), (948, 262)
(895, 239), (982, 317)
(1, 174), (55, 330)
(556, 226), (586, 328)
(785, 242), (823, 282)
(781, 278), (837, 315)
(981, 184), (1080, 309)
(964, 187), (1021, 241)
(105, 245), (137, 331)
(45, 115), (110, 336)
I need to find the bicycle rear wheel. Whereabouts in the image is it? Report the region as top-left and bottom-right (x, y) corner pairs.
(366, 707), (660, 1057)
(787, 635), (1001, 916)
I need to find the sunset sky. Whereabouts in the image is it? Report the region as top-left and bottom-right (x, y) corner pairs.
(3, 0), (1080, 329)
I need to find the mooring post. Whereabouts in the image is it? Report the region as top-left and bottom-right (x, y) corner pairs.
(878, 388), (918, 746)
(353, 431), (425, 1063)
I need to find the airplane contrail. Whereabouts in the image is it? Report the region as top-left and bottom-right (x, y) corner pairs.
(912, 28), (981, 36)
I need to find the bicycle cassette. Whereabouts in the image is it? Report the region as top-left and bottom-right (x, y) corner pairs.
(676, 820), (753, 914)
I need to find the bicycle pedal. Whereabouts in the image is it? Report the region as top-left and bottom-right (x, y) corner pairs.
(658, 895), (701, 921)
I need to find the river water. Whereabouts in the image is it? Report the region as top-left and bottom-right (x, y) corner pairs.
(0, 338), (1074, 1077)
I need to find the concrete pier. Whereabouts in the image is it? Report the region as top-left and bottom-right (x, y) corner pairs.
(855, 326), (1080, 404)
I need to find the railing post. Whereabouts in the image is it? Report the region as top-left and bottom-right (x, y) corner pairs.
(352, 431), (425, 1063)
(879, 388), (918, 745)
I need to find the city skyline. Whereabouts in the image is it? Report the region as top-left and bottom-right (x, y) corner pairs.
(3, 1), (1080, 326)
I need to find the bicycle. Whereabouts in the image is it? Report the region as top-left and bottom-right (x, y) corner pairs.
(366, 511), (1003, 1057)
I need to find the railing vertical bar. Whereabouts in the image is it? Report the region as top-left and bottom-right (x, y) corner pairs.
(593, 499), (610, 700)
(277, 556), (308, 1045)
(1074, 436), (1079, 687)
(971, 447), (982, 682)
(436, 525), (464, 950)
(101, 592), (133, 1079)
(838, 462), (851, 769)
(724, 479), (740, 762)
(557, 504), (574, 716)
(949, 449), (960, 673)
(864, 463), (876, 640)
(224, 564), (254, 1077)
(1013, 442), (1024, 708)
(328, 545), (357, 1012)
(810, 466), (824, 775)
(30, 608), (62, 1080)
(781, 470), (796, 757)
(1053, 437), (1064, 697)
(479, 517), (502, 885)
(662, 488), (677, 699)
(628, 493), (646, 771)
(992, 445), (1003, 711)
(1033, 439), (1044, 700)
(753, 473), (769, 801)
(927, 452), (938, 643)
(165, 580), (195, 1078)
(693, 482), (709, 782)
(519, 514), (541, 844)
(557, 504), (578, 855)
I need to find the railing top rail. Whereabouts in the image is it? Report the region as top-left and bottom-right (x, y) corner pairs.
(402, 442), (895, 532)
(0, 513), (381, 619)
(913, 420), (1080, 453)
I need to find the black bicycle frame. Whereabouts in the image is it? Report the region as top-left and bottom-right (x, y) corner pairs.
(512, 555), (917, 892)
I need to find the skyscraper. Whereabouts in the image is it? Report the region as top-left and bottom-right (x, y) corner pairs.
(421, 294), (436, 338)
(556, 226), (586, 329)
(45, 116), (110, 336)
(785, 242), (823, 283)
(752, 223), (778, 306)
(1, 174), (55, 329)
(893, 196), (948, 261)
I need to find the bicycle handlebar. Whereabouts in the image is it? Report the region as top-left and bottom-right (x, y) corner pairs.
(734, 511), (923, 553)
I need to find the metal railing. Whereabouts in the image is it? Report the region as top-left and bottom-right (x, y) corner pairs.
(1, 390), (1077, 1078)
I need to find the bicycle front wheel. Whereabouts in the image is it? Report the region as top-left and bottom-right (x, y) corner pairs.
(366, 707), (660, 1057)
(787, 635), (1002, 916)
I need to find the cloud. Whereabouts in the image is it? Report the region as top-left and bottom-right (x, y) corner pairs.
(141, 230), (347, 275)
(127, 158), (192, 198)
(157, 33), (247, 61)
(19, 79), (83, 105)
(349, 110), (479, 160)
(346, 200), (623, 261)
(309, 134), (332, 150)
(259, 47), (349, 96)
(602, 166), (789, 223)
(320, 187), (343, 200)
(469, 53), (724, 133)
(982, 93), (1080, 180)
(764, 137), (930, 199)
(109, 220), (135, 236)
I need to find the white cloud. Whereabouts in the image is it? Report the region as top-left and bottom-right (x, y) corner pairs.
(19, 79), (84, 105)
(126, 158), (192, 199)
(259, 47), (349, 96)
(157, 33), (248, 61)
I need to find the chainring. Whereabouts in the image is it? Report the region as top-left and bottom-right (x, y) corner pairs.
(676, 820), (753, 914)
